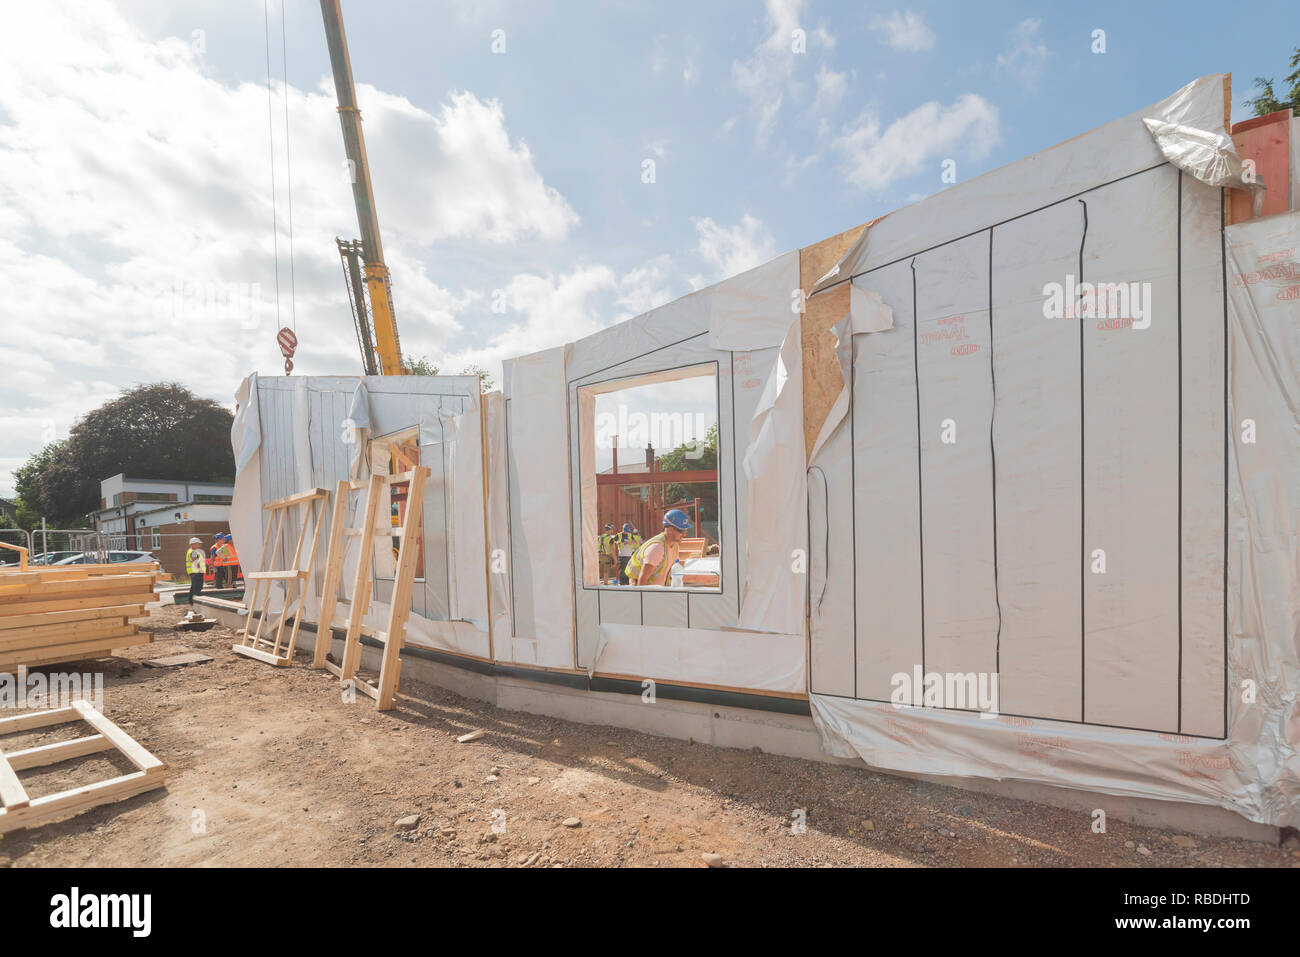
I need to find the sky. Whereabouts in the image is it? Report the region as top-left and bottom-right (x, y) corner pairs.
(0, 0), (1294, 498)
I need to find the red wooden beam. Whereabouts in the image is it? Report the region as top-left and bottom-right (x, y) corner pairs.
(596, 470), (718, 487)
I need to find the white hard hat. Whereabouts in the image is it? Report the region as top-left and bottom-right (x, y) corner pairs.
(188, 537), (202, 545)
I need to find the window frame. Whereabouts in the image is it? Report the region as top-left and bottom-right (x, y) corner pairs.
(574, 360), (723, 594)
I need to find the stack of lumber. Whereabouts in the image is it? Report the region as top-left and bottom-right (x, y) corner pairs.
(0, 563), (165, 670)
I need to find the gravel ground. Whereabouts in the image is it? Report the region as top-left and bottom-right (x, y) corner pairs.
(1, 602), (1296, 868)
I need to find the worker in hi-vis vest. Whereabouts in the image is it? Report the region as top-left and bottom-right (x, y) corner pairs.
(597, 522), (618, 582)
(185, 536), (207, 603)
(218, 533), (241, 587)
(213, 533), (233, 588)
(624, 509), (692, 587)
(615, 522), (639, 584)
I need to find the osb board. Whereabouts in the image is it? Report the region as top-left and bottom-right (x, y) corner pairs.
(800, 222), (869, 457)
(1230, 108), (1292, 223)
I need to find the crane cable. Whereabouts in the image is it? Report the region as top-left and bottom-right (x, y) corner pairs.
(280, 0), (297, 334)
(262, 0), (281, 332)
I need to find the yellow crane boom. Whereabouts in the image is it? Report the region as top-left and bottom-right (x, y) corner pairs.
(320, 0), (404, 375)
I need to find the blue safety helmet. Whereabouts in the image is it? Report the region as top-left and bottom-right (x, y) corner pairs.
(663, 509), (692, 531)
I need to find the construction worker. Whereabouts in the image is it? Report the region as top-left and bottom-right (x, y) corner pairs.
(615, 522), (639, 584)
(220, 533), (241, 586)
(624, 509), (692, 587)
(597, 522), (617, 583)
(213, 533), (234, 587)
(206, 536), (220, 585)
(185, 536), (207, 603)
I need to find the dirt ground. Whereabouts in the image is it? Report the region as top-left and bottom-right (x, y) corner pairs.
(1, 601), (1296, 868)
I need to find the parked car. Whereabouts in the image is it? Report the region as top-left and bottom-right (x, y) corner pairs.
(51, 550), (156, 565)
(30, 550), (83, 566)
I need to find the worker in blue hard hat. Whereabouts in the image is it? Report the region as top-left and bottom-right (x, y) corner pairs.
(624, 509), (692, 587)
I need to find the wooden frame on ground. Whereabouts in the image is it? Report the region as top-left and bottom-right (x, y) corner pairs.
(0, 701), (165, 835)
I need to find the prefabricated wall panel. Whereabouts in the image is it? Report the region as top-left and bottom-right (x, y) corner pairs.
(812, 154), (1227, 739)
(253, 375), (490, 657)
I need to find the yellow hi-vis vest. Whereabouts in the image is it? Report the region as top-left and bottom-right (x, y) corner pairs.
(185, 548), (206, 575)
(623, 531), (679, 586)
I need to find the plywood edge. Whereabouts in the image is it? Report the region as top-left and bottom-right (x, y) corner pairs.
(800, 222), (870, 457)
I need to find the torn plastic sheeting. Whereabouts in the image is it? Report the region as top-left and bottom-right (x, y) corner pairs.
(1142, 74), (1265, 216)
(591, 622), (805, 695)
(807, 284), (894, 464)
(736, 314), (805, 637)
(346, 380), (373, 479)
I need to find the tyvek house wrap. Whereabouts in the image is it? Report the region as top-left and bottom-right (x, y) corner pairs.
(806, 75), (1300, 827)
(228, 373), (492, 661)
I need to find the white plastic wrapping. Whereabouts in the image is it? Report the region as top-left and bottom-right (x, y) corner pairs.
(736, 315), (806, 637)
(484, 391), (513, 646)
(233, 373), (491, 660)
(228, 372), (265, 596)
(591, 623), (805, 695)
(809, 200), (1300, 829)
(705, 249), (801, 352)
(499, 346), (576, 669)
(1141, 75), (1265, 215)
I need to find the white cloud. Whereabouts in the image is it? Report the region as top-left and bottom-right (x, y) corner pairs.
(813, 64), (849, 116)
(834, 94), (1000, 190)
(731, 0), (836, 148)
(0, 0), (577, 495)
(693, 215), (778, 279)
(615, 255), (676, 318)
(783, 152), (820, 185)
(870, 10), (937, 52)
(441, 257), (685, 387)
(997, 18), (1050, 85)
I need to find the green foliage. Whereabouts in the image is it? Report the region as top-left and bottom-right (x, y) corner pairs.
(656, 423), (719, 519)
(403, 355), (440, 376)
(12, 384), (234, 526)
(402, 356), (495, 392)
(1246, 47), (1300, 117)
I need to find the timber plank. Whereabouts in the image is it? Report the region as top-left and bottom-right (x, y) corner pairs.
(0, 629), (146, 670)
(5, 735), (113, 771)
(0, 593), (156, 619)
(0, 604), (146, 633)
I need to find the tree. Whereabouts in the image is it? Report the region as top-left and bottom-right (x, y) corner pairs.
(656, 423), (719, 522)
(1246, 47), (1300, 117)
(13, 384), (235, 525)
(12, 441), (67, 530)
(402, 355), (495, 392)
